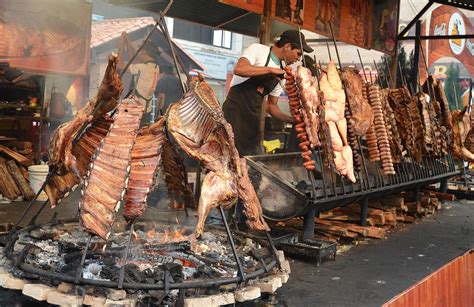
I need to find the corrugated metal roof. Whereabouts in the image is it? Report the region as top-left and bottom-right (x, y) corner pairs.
(106, 0), (262, 37)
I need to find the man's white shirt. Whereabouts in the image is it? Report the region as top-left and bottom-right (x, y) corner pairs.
(230, 43), (284, 98)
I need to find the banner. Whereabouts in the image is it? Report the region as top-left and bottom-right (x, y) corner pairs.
(0, 0), (92, 76)
(219, 0), (265, 14)
(272, 0), (399, 54)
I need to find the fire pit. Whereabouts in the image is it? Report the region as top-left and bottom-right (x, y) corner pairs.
(1, 204), (288, 305)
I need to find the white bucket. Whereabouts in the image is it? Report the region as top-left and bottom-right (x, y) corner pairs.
(28, 165), (49, 201)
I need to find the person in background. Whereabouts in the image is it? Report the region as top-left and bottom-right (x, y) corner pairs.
(155, 65), (183, 114)
(117, 32), (160, 124)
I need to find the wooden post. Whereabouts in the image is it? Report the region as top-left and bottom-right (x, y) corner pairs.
(258, 0), (272, 154)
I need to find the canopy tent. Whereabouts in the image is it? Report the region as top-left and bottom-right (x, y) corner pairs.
(105, 0), (263, 37)
(91, 16), (204, 72)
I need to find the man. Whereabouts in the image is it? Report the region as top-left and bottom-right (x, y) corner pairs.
(155, 65), (183, 114)
(118, 32), (160, 123)
(222, 30), (313, 156)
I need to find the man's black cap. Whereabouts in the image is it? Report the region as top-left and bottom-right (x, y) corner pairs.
(280, 30), (313, 53)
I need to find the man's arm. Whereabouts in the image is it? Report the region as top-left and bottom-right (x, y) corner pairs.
(233, 57), (285, 77)
(266, 95), (297, 124)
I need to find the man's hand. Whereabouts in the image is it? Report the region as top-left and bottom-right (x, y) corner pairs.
(266, 95), (296, 124)
(268, 67), (285, 76)
(234, 58), (285, 78)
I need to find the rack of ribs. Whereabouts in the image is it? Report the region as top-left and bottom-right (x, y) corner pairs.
(319, 61), (356, 182)
(122, 117), (168, 223)
(80, 98), (144, 240)
(46, 54), (122, 207)
(166, 74), (269, 238)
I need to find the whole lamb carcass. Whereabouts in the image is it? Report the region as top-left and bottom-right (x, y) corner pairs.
(319, 61), (356, 183)
(166, 74), (269, 237)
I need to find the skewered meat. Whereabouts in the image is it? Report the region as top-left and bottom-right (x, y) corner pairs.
(406, 91), (424, 162)
(319, 61), (356, 182)
(451, 107), (474, 161)
(295, 66), (321, 147)
(362, 83), (380, 162)
(80, 98), (144, 240)
(422, 77), (449, 156)
(344, 100), (361, 173)
(367, 84), (395, 175)
(464, 112), (474, 154)
(285, 66), (316, 170)
(340, 68), (373, 136)
(381, 89), (403, 162)
(45, 55), (122, 207)
(388, 87), (418, 160)
(418, 93), (434, 155)
(166, 74), (269, 238)
(430, 76), (453, 150)
(122, 117), (167, 223)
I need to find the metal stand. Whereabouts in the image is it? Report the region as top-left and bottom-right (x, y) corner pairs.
(440, 178), (448, 194)
(219, 206), (246, 282)
(27, 199), (49, 226)
(265, 232), (282, 269)
(74, 234), (93, 284)
(194, 164), (202, 204)
(118, 223), (135, 289)
(413, 186), (421, 203)
(359, 198), (369, 227)
(303, 206), (316, 241)
(3, 172), (53, 249)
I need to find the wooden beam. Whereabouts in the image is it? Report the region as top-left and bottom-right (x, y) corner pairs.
(399, 34), (474, 40)
(214, 11), (252, 28)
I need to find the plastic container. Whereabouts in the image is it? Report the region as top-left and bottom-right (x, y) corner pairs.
(28, 165), (49, 201)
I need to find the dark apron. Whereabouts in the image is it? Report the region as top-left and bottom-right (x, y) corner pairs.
(222, 49), (283, 156)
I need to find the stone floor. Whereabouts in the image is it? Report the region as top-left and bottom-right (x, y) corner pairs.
(0, 191), (472, 306)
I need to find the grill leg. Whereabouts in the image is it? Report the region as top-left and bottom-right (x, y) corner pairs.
(303, 206), (316, 241)
(265, 231), (281, 269)
(413, 186), (420, 203)
(28, 200), (49, 226)
(75, 234), (93, 284)
(359, 198), (369, 227)
(118, 223), (134, 289)
(219, 206), (246, 282)
(440, 178), (448, 194)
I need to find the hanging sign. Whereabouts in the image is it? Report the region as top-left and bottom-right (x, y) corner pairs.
(0, 0), (91, 76)
(371, 0), (399, 55)
(421, 5), (473, 80)
(271, 0), (398, 54)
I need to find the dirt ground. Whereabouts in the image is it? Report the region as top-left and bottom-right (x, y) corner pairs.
(0, 192), (472, 306)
